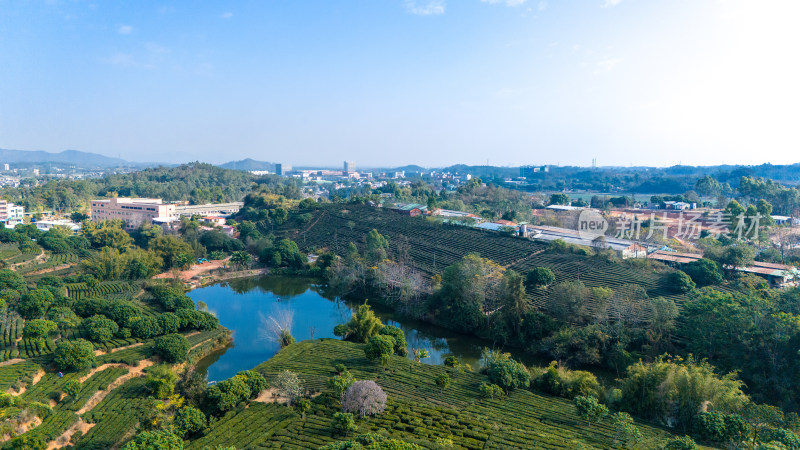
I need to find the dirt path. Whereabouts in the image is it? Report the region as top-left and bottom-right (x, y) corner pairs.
(46, 419), (94, 449)
(503, 248), (545, 269)
(26, 262), (78, 276)
(253, 388), (287, 404)
(76, 360), (153, 415)
(153, 258), (230, 281)
(7, 369), (45, 396)
(94, 342), (144, 356)
(46, 360), (153, 449)
(0, 358), (24, 367)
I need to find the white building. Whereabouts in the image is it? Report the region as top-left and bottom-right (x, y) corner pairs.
(91, 198), (176, 230)
(0, 200), (25, 227)
(35, 219), (81, 232)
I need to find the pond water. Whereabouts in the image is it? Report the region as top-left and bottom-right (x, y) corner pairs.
(189, 276), (532, 382)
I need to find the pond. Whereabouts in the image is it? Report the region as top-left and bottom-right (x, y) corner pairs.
(189, 276), (535, 382)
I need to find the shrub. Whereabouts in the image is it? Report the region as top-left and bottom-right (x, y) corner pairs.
(332, 412), (357, 436)
(328, 371), (356, 400)
(122, 430), (184, 449)
(153, 333), (190, 363)
(479, 382), (505, 399)
(526, 267), (556, 287)
(531, 361), (602, 399)
(435, 373), (450, 391)
(342, 380), (387, 417)
(664, 436), (698, 449)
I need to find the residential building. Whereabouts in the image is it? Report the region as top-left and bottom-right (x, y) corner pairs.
(0, 200), (25, 227)
(343, 161), (356, 176)
(91, 198), (176, 230)
(276, 163), (292, 176)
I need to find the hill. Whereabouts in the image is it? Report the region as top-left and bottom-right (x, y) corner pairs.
(273, 203), (679, 321)
(189, 339), (685, 449)
(0, 148), (140, 168)
(218, 158), (275, 171)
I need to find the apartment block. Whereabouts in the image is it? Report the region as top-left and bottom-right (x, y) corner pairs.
(91, 198), (176, 230)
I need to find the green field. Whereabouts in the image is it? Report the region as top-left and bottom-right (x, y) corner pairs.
(189, 339), (685, 449)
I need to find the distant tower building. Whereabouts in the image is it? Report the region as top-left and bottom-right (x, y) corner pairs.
(276, 164), (292, 176)
(2, 164), (8, 171)
(33, 168), (40, 176)
(343, 161), (355, 176)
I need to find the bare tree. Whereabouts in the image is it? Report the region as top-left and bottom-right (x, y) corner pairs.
(259, 307), (295, 348)
(274, 370), (303, 406)
(342, 380), (387, 416)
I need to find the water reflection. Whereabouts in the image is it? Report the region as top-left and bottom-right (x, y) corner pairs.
(189, 276), (532, 382)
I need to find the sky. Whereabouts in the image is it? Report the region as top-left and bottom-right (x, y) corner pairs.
(1, 0), (799, 168)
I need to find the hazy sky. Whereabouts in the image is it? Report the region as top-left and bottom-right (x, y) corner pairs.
(1, 0), (798, 167)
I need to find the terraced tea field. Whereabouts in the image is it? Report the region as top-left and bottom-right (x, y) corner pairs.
(189, 339), (684, 449)
(276, 204), (684, 320)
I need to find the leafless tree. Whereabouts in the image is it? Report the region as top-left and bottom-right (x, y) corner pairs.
(259, 307), (295, 347)
(342, 380), (387, 417)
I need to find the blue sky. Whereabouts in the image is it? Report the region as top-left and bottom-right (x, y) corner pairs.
(1, 0), (798, 167)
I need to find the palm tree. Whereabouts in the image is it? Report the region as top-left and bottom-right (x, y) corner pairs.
(230, 251), (252, 270)
(412, 348), (429, 364)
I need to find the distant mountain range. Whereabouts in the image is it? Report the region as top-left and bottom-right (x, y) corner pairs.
(0, 148), (151, 168)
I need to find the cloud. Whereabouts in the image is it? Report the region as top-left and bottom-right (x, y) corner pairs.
(117, 25), (133, 34)
(538, 1), (547, 11)
(104, 52), (153, 69)
(481, 0), (528, 6)
(602, 0), (622, 7)
(404, 0), (445, 15)
(594, 58), (623, 73)
(221, 12), (233, 19)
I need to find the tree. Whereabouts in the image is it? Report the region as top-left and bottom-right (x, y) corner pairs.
(378, 325), (407, 356)
(612, 412), (642, 448)
(411, 348), (429, 363)
(17, 289), (55, 319)
(619, 356), (747, 430)
(683, 258), (723, 287)
(146, 365), (178, 399)
(574, 395), (609, 427)
(332, 412), (357, 436)
(153, 333), (190, 363)
(669, 270), (696, 293)
(122, 430), (184, 450)
(274, 370), (303, 406)
(230, 250), (252, 270)
(0, 269), (25, 292)
(54, 339), (95, 371)
(549, 193), (571, 206)
(342, 380), (387, 417)
(328, 371), (356, 401)
(741, 402), (785, 448)
(6, 435), (46, 450)
(365, 229), (389, 263)
(206, 376), (252, 413)
(435, 373), (450, 391)
(23, 319), (57, 346)
(82, 314), (119, 342)
(149, 235), (194, 269)
(526, 267), (556, 288)
(436, 254), (504, 333)
(364, 335), (395, 363)
(335, 303), (383, 343)
(482, 350), (530, 391)
(173, 405), (207, 438)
